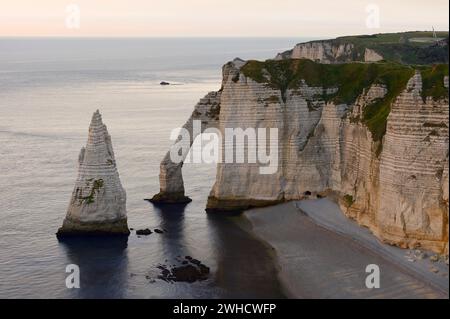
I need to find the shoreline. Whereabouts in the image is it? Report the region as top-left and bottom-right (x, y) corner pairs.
(237, 199), (449, 299)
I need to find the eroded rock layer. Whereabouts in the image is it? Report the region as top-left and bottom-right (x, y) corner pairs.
(57, 110), (129, 236)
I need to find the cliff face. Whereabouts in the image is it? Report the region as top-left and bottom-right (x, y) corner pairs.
(339, 71), (449, 253)
(155, 59), (449, 253)
(57, 110), (129, 236)
(276, 32), (449, 65)
(275, 41), (384, 63)
(275, 41), (361, 63)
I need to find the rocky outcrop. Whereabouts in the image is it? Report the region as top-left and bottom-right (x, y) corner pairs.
(275, 41), (384, 63)
(150, 61), (252, 204)
(364, 48), (384, 62)
(57, 110), (129, 236)
(149, 89), (222, 204)
(275, 41), (359, 63)
(155, 57), (449, 253)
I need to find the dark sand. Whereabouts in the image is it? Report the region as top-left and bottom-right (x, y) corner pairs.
(241, 200), (449, 299)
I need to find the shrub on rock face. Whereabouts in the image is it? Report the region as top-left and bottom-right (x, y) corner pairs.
(343, 194), (355, 207)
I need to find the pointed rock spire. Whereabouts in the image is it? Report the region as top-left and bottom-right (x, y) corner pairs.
(57, 110), (129, 237)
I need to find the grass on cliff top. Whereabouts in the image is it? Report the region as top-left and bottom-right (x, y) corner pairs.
(335, 31), (449, 47)
(417, 64), (449, 101)
(297, 31), (449, 65)
(335, 32), (449, 61)
(240, 59), (447, 141)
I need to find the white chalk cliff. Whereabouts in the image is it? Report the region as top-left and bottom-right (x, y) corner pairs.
(275, 41), (358, 63)
(57, 110), (129, 236)
(275, 41), (383, 63)
(154, 56), (449, 254)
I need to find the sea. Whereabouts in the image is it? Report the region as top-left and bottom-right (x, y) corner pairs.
(0, 37), (312, 298)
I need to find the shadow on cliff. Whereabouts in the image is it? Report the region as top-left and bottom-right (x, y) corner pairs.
(58, 236), (129, 298)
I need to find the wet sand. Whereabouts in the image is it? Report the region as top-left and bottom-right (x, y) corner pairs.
(240, 200), (449, 299)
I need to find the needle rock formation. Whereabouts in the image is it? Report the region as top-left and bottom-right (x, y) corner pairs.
(57, 110), (129, 237)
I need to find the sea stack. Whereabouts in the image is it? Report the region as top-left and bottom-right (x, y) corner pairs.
(57, 110), (129, 237)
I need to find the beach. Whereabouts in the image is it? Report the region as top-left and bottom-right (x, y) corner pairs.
(240, 199), (449, 299)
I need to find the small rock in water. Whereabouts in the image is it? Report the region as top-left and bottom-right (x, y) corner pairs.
(154, 229), (164, 234)
(160, 81), (170, 85)
(156, 257), (210, 283)
(198, 264), (210, 275)
(171, 265), (204, 283)
(190, 258), (201, 266)
(136, 228), (152, 235)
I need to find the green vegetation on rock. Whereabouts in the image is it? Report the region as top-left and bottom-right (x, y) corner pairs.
(360, 65), (415, 141)
(343, 194), (355, 207)
(80, 179), (104, 205)
(242, 59), (408, 140)
(418, 64), (449, 101)
(241, 59), (448, 142)
(345, 32), (449, 65)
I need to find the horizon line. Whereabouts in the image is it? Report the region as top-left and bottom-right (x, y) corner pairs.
(1, 29), (448, 40)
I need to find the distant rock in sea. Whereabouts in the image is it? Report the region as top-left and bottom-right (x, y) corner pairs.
(160, 81), (170, 85)
(56, 110), (129, 237)
(136, 228), (152, 235)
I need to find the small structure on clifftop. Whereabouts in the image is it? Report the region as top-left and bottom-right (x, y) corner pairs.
(57, 110), (129, 237)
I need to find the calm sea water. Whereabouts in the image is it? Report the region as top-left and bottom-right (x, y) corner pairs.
(0, 37), (310, 298)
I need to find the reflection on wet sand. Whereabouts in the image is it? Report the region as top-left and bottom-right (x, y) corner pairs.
(206, 214), (286, 299)
(59, 236), (129, 298)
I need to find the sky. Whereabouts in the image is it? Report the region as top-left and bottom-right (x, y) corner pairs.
(0, 0), (448, 37)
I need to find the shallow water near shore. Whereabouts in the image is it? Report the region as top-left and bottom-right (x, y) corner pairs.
(0, 37), (309, 298)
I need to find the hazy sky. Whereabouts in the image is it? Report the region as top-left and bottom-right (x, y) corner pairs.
(1, 0), (448, 37)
